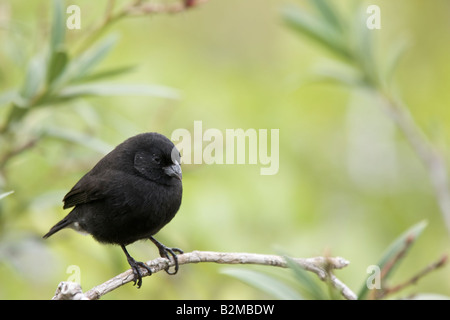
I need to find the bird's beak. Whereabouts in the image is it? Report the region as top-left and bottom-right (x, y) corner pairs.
(164, 162), (182, 181)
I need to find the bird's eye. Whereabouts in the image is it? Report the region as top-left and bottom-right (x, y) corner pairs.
(152, 155), (161, 164)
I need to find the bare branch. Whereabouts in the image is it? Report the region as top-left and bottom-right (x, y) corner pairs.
(51, 250), (356, 300)
(0, 136), (40, 172)
(73, 0), (210, 56)
(375, 91), (450, 233)
(52, 282), (89, 300)
(379, 234), (414, 281)
(123, 0), (210, 16)
(378, 254), (448, 299)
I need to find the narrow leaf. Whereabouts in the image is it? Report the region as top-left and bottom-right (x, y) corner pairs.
(352, 5), (378, 85)
(50, 0), (66, 52)
(69, 35), (118, 82)
(0, 90), (20, 107)
(44, 127), (113, 154)
(0, 191), (14, 200)
(284, 255), (329, 300)
(357, 220), (428, 300)
(310, 64), (365, 87)
(282, 4), (351, 60)
(59, 83), (180, 100)
(48, 0), (69, 85)
(409, 293), (450, 300)
(381, 37), (411, 88)
(308, 0), (342, 31)
(221, 268), (303, 300)
(79, 65), (136, 82)
(47, 49), (68, 85)
(20, 54), (47, 102)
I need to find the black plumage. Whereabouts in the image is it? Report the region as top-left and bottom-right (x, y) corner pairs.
(44, 132), (183, 288)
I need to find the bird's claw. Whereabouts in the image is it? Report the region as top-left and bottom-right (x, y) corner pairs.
(160, 246), (183, 275)
(150, 237), (183, 275)
(128, 258), (152, 288)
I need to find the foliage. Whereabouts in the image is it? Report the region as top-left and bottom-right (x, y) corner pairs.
(0, 0), (449, 299)
(223, 0), (450, 300)
(225, 221), (447, 300)
(0, 0), (178, 184)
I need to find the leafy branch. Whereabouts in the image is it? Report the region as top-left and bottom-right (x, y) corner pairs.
(281, 0), (450, 233)
(48, 221), (447, 300)
(0, 0), (209, 187)
(358, 220), (447, 300)
(51, 251), (355, 300)
(224, 221), (447, 300)
(199, 2), (450, 300)
(73, 0), (210, 55)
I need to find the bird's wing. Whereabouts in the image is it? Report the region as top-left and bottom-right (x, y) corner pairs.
(62, 172), (111, 209)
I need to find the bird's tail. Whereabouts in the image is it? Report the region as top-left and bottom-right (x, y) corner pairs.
(43, 217), (72, 239)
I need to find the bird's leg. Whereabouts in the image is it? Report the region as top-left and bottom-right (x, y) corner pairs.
(149, 236), (183, 275)
(120, 245), (152, 288)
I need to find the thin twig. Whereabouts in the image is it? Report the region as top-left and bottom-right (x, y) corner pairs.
(368, 235), (414, 300)
(378, 254), (448, 299)
(0, 137), (40, 171)
(51, 250), (356, 300)
(379, 235), (414, 280)
(73, 0), (210, 56)
(123, 0), (210, 16)
(376, 91), (450, 233)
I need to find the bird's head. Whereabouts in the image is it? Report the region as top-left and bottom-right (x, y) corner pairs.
(131, 133), (182, 185)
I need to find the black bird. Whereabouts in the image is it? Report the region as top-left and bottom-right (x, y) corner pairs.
(43, 132), (183, 288)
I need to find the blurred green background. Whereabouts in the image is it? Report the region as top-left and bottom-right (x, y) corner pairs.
(1, 0), (450, 299)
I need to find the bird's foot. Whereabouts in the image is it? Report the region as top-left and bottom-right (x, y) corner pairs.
(127, 257), (152, 288)
(121, 245), (152, 288)
(149, 236), (183, 275)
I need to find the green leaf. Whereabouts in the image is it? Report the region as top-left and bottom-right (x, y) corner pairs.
(29, 190), (66, 211)
(381, 37), (411, 89)
(376, 220), (428, 280)
(20, 54), (47, 103)
(284, 255), (329, 300)
(308, 0), (342, 31)
(281, 4), (351, 60)
(352, 6), (377, 85)
(69, 35), (118, 82)
(221, 268), (303, 300)
(357, 220), (428, 300)
(47, 49), (68, 85)
(79, 65), (136, 82)
(310, 64), (365, 87)
(0, 90), (20, 108)
(50, 0), (66, 53)
(47, 0), (68, 84)
(50, 36), (118, 90)
(59, 83), (180, 100)
(409, 293), (450, 300)
(0, 191), (14, 200)
(44, 127), (113, 154)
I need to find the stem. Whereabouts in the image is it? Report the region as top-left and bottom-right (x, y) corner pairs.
(375, 90), (450, 233)
(50, 250), (356, 300)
